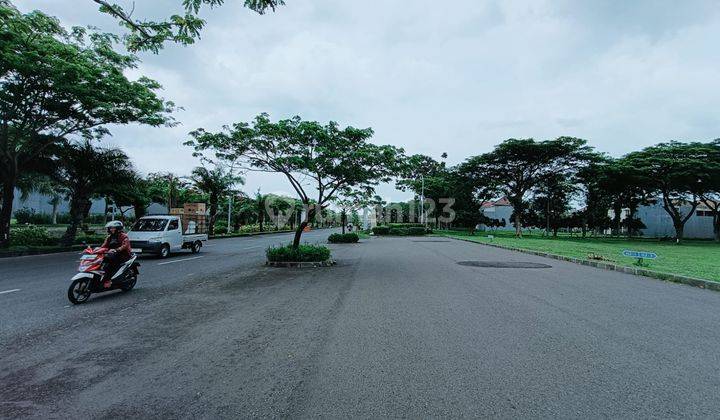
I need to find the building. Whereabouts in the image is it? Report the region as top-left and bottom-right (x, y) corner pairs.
(479, 197), (515, 231)
(10, 189), (168, 219)
(636, 200), (715, 239)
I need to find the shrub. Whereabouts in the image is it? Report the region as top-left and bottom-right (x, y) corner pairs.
(407, 227), (427, 235)
(389, 227), (409, 236)
(389, 223), (424, 228)
(215, 226), (228, 235)
(372, 226), (390, 235)
(328, 233), (359, 243)
(9, 225), (56, 247)
(266, 243), (331, 262)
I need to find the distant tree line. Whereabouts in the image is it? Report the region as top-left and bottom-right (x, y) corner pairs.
(397, 139), (720, 242)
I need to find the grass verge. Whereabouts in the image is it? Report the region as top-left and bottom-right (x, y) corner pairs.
(436, 230), (720, 283)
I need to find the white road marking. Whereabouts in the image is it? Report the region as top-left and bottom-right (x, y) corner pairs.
(157, 256), (204, 266)
(243, 246), (263, 250)
(0, 289), (20, 295)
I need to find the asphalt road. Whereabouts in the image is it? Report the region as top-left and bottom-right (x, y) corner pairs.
(2, 234), (720, 418)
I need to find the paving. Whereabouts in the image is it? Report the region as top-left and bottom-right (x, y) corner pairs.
(2, 234), (720, 418)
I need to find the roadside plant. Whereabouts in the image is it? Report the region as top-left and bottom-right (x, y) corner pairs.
(266, 243), (331, 263)
(328, 233), (359, 243)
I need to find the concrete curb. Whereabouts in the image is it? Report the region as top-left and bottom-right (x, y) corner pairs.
(266, 259), (336, 268)
(210, 228), (333, 240)
(445, 236), (720, 292)
(209, 230), (294, 240)
(0, 245), (86, 259)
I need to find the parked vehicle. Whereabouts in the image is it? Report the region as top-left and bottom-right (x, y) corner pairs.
(127, 215), (208, 258)
(67, 246), (140, 304)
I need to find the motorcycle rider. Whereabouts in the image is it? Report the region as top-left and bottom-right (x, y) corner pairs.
(101, 221), (132, 288)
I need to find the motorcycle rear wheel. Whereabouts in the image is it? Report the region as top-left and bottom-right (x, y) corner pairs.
(68, 279), (92, 304)
(121, 275), (137, 292)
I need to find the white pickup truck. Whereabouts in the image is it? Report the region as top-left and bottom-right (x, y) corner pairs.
(127, 215), (208, 258)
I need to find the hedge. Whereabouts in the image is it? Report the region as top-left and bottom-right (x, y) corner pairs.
(328, 233), (359, 243)
(373, 225), (429, 236)
(266, 243), (331, 262)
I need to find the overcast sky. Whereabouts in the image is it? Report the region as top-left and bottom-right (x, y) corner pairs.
(20, 0), (720, 202)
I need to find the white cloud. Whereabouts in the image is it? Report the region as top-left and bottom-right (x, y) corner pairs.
(18, 0), (720, 202)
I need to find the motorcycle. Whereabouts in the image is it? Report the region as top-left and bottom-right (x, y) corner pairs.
(67, 246), (140, 304)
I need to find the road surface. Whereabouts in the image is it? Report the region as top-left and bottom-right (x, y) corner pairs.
(2, 234), (720, 418)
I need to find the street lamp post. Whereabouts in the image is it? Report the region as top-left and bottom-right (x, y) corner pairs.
(420, 174), (425, 226)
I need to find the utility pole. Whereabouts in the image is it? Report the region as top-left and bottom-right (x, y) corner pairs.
(420, 174), (425, 226)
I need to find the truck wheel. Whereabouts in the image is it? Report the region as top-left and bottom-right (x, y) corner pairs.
(190, 241), (201, 254)
(159, 244), (170, 258)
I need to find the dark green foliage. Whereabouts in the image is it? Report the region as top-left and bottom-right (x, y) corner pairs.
(9, 226), (55, 247)
(408, 227), (428, 235)
(328, 233), (359, 243)
(266, 243), (331, 262)
(372, 226), (390, 235)
(389, 223), (424, 228)
(374, 225), (428, 236)
(95, 0), (285, 53)
(215, 226), (228, 235)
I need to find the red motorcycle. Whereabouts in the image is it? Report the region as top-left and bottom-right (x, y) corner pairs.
(67, 246), (140, 304)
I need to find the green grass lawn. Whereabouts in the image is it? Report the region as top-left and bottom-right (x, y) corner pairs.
(437, 230), (720, 282)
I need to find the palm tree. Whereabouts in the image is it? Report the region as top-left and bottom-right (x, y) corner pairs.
(56, 141), (135, 246)
(189, 165), (243, 235)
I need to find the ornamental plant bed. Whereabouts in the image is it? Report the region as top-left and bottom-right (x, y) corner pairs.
(328, 233), (360, 243)
(266, 243), (332, 264)
(372, 225), (430, 236)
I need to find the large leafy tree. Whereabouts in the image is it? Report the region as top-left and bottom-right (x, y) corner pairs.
(189, 165), (243, 235)
(54, 141), (135, 246)
(696, 140), (720, 241)
(186, 113), (404, 248)
(0, 5), (173, 247)
(93, 0), (285, 53)
(530, 172), (577, 237)
(624, 142), (714, 242)
(463, 137), (594, 237)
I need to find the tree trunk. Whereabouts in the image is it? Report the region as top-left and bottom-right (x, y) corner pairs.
(133, 200), (147, 219)
(258, 207), (264, 232)
(61, 196), (92, 246)
(51, 201), (58, 225)
(673, 222), (684, 243)
(0, 177), (16, 248)
(612, 202), (622, 236)
(514, 212), (522, 237)
(292, 206), (315, 249)
(341, 211), (346, 234)
(208, 195), (218, 236)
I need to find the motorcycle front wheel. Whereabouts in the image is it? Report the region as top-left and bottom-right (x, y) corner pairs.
(68, 279), (92, 304)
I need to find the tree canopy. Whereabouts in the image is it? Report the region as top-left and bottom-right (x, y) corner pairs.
(93, 0), (286, 52)
(462, 137), (595, 236)
(0, 4), (174, 246)
(185, 113), (404, 247)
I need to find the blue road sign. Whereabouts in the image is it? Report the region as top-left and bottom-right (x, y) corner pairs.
(622, 250), (658, 260)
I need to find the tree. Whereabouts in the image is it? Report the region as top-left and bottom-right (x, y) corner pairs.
(463, 137), (594, 237)
(55, 141), (134, 246)
(0, 5), (173, 247)
(333, 189), (370, 234)
(93, 0), (285, 53)
(624, 142), (713, 242)
(531, 172), (576, 237)
(186, 113), (404, 249)
(698, 140), (720, 241)
(189, 165), (243, 235)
